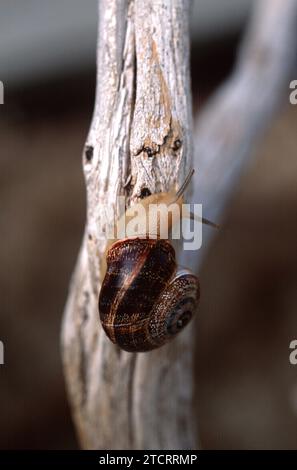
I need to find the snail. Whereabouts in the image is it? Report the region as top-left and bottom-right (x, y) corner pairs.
(98, 170), (216, 352)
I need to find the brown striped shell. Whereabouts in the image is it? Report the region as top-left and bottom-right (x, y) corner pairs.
(98, 238), (200, 352)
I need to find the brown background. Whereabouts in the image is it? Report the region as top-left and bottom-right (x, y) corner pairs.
(1, 26), (297, 449)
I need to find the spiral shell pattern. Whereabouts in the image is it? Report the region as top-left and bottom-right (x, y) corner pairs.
(99, 238), (199, 352)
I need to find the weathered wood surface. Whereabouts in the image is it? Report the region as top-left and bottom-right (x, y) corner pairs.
(62, 0), (195, 450)
(62, 0), (297, 450)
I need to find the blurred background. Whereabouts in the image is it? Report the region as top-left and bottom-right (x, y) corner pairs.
(1, 0), (297, 449)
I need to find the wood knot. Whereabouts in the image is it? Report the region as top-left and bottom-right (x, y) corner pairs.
(85, 145), (94, 162)
(172, 139), (182, 151)
(140, 187), (152, 199)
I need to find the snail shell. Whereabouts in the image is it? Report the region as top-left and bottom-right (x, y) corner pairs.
(98, 237), (199, 352)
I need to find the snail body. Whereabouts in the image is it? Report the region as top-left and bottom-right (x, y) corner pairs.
(98, 170), (201, 352)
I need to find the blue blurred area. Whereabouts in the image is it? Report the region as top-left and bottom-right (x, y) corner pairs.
(0, 0), (251, 85)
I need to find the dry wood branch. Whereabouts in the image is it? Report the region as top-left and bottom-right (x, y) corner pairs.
(62, 0), (195, 450)
(185, 0), (297, 272)
(62, 0), (297, 450)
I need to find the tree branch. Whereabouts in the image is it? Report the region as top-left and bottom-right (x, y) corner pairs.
(186, 0), (297, 273)
(62, 0), (297, 450)
(62, 0), (195, 450)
